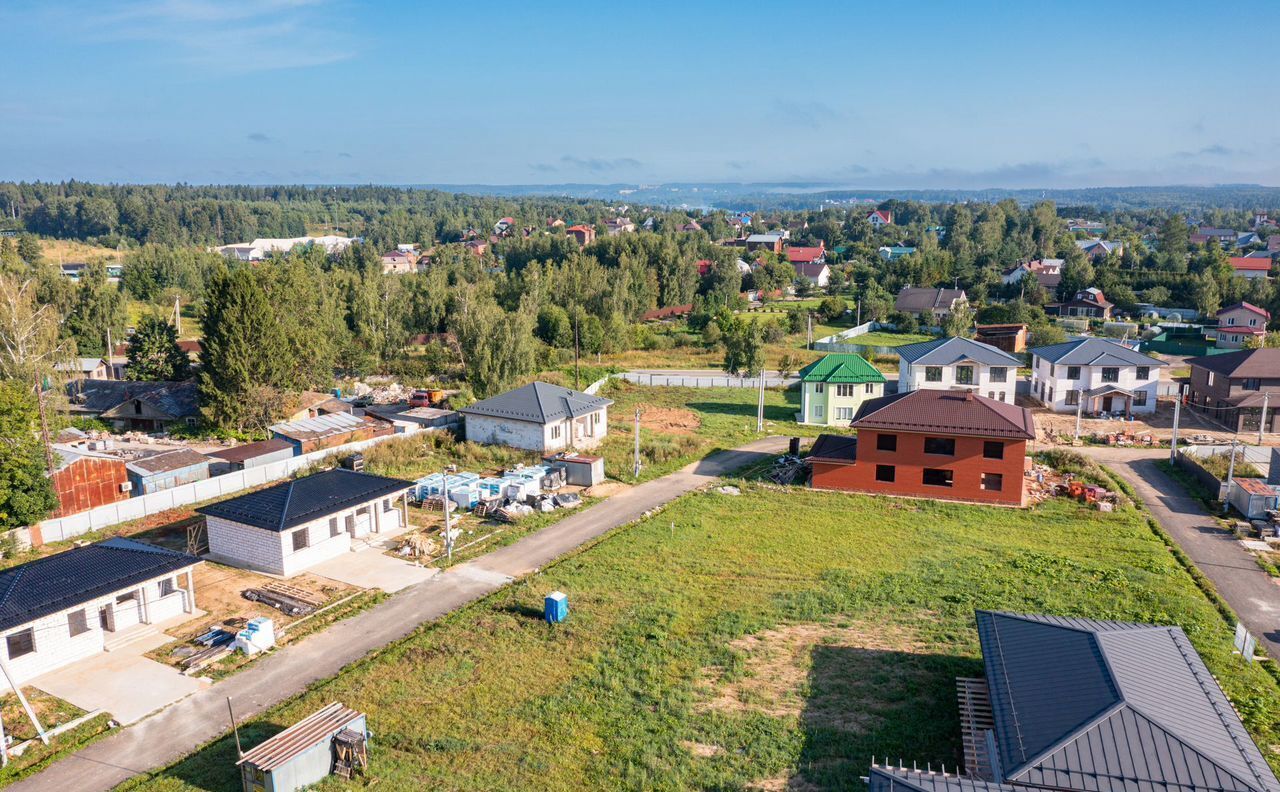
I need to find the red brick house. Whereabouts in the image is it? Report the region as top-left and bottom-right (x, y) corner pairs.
(808, 389), (1036, 507)
(565, 225), (596, 246)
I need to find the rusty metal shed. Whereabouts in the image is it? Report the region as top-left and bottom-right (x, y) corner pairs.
(238, 702), (367, 792)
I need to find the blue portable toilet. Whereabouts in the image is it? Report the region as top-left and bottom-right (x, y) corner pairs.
(544, 591), (568, 624)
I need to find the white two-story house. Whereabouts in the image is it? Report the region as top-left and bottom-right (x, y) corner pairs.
(895, 336), (1022, 404)
(1029, 338), (1166, 415)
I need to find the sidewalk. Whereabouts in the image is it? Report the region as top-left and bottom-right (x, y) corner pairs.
(13, 437), (788, 792)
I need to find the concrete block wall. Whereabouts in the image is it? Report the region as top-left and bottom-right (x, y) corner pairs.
(466, 415), (547, 451)
(207, 516), (290, 576)
(0, 571), (194, 688)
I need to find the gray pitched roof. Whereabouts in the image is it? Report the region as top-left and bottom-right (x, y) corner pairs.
(67, 379), (200, 419)
(895, 337), (1020, 366)
(895, 287), (967, 314)
(977, 611), (1280, 792)
(1029, 338), (1166, 368)
(459, 382), (612, 425)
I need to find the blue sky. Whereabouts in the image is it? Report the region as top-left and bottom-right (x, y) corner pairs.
(4, 0), (1277, 188)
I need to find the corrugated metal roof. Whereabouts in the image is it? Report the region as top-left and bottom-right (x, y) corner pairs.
(0, 539), (199, 632)
(851, 390), (1036, 440)
(977, 611), (1280, 792)
(206, 438), (295, 464)
(269, 411), (367, 442)
(1029, 338), (1165, 368)
(798, 354), (886, 384)
(807, 433), (858, 461)
(896, 337), (1020, 367)
(68, 379), (200, 419)
(197, 469), (413, 532)
(1188, 349), (1280, 378)
(237, 702), (362, 771)
(868, 767), (1017, 792)
(125, 447), (211, 476)
(459, 382), (612, 425)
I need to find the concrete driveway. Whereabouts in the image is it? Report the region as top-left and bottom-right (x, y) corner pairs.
(309, 548), (437, 592)
(32, 631), (206, 725)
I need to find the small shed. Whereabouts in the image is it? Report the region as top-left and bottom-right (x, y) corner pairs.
(126, 448), (211, 495)
(207, 438), (296, 475)
(1229, 478), (1280, 520)
(543, 453), (605, 487)
(238, 702), (367, 792)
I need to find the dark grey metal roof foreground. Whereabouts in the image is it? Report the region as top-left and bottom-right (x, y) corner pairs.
(976, 611), (1280, 792)
(0, 538), (199, 632)
(458, 381), (612, 425)
(896, 337), (1020, 367)
(197, 469), (413, 532)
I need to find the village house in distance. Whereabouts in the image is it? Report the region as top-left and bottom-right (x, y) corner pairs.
(459, 382), (612, 453)
(796, 354), (886, 426)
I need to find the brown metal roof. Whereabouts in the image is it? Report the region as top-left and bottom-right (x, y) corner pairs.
(207, 438), (294, 464)
(237, 702), (363, 771)
(1188, 349), (1280, 378)
(126, 447), (210, 475)
(851, 390), (1036, 440)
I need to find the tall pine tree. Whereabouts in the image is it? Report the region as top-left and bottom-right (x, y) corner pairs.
(198, 268), (286, 431)
(126, 315), (190, 381)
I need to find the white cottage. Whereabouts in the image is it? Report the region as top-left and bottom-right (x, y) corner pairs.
(1029, 337), (1167, 415)
(0, 538), (199, 689)
(459, 381), (612, 453)
(198, 469), (414, 577)
(895, 336), (1022, 405)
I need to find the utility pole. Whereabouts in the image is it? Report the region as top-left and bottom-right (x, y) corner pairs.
(1223, 438), (1239, 515)
(1170, 388), (1183, 464)
(573, 314), (580, 391)
(1073, 390), (1084, 442)
(441, 470), (453, 562)
(174, 295), (182, 336)
(633, 407), (642, 480)
(806, 313), (813, 349)
(32, 376), (55, 480)
(756, 365), (765, 432)
(856, 299), (862, 326)
(105, 327), (113, 380)
(1259, 392), (1270, 446)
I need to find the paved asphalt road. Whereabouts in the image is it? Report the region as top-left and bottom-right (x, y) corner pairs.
(1083, 446), (1280, 659)
(15, 437), (790, 792)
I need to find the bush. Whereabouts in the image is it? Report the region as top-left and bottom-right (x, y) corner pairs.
(1198, 451), (1262, 480)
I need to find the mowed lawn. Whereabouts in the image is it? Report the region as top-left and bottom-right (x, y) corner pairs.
(120, 485), (1280, 792)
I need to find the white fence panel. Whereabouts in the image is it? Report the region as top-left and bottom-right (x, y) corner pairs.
(33, 430), (410, 544)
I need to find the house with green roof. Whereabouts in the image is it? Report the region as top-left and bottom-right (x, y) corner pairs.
(797, 353), (886, 426)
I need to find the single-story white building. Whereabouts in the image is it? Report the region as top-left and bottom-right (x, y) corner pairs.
(459, 382), (612, 453)
(0, 538), (200, 689)
(198, 469), (414, 577)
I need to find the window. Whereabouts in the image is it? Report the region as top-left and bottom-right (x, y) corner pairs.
(864, 382), (875, 393)
(329, 517), (340, 538)
(922, 468), (954, 487)
(116, 592), (136, 605)
(812, 404), (824, 419)
(1134, 390), (1148, 407)
(834, 407), (854, 421)
(1066, 366), (1081, 380)
(134, 400), (143, 415)
(981, 472), (1004, 491)
(923, 437), (955, 456)
(6, 629), (34, 659)
(955, 366), (974, 385)
(159, 577), (176, 596)
(983, 441), (1004, 460)
(925, 366), (942, 382)
(292, 528), (309, 552)
(836, 383), (861, 397)
(1101, 367), (1119, 383)
(550, 424), (561, 440)
(814, 383), (824, 393)
(1136, 366), (1150, 380)
(1227, 316), (1236, 325)
(345, 514), (355, 533)
(1065, 389), (1079, 406)
(1207, 372), (1214, 386)
(1050, 363), (1056, 377)
(876, 433), (897, 452)
(875, 465), (896, 482)
(68, 609), (90, 638)
(1244, 378), (1262, 391)
(989, 367), (1007, 383)
(1249, 317), (1259, 326)
(999, 392), (1006, 402)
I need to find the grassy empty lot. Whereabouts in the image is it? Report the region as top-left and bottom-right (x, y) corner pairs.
(597, 381), (826, 481)
(120, 482), (1280, 791)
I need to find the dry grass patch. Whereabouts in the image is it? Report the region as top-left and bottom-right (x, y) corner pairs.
(698, 617), (931, 733)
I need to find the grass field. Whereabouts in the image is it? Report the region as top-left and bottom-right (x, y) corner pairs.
(596, 381), (826, 481)
(33, 237), (123, 263)
(119, 482), (1280, 792)
(850, 331), (932, 347)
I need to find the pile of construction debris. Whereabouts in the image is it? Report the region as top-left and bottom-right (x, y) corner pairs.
(350, 380), (412, 405)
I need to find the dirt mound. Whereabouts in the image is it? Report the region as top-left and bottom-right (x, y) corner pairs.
(638, 406), (701, 435)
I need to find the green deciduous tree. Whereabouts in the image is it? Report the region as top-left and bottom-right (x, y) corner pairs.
(0, 381), (58, 529)
(126, 315), (190, 381)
